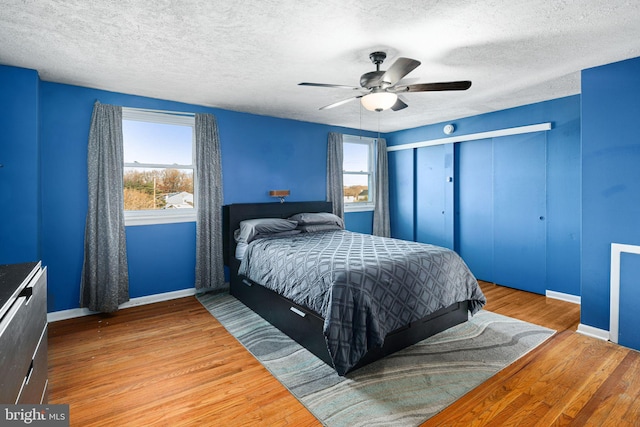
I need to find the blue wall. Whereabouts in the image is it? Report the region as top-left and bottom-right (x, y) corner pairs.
(0, 65), (40, 264)
(344, 210), (374, 234)
(619, 253), (640, 349)
(581, 56), (640, 331)
(386, 95), (581, 297)
(35, 79), (378, 312)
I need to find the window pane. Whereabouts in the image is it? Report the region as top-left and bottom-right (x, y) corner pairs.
(343, 142), (370, 173)
(344, 173), (370, 203)
(123, 120), (193, 165)
(124, 167), (194, 211)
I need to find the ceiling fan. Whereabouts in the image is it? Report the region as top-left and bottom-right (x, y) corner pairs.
(299, 51), (471, 112)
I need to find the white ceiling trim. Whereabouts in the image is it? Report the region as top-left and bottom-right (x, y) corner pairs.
(387, 123), (552, 151)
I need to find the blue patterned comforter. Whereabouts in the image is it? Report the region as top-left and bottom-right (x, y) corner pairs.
(238, 230), (486, 375)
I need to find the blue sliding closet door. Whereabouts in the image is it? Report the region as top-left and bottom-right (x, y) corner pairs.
(415, 144), (454, 249)
(455, 139), (494, 281)
(388, 149), (415, 241)
(493, 133), (547, 294)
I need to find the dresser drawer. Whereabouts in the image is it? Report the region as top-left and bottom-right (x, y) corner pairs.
(16, 324), (48, 404)
(0, 267), (47, 404)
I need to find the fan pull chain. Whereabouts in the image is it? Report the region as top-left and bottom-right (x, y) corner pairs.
(359, 100), (363, 139)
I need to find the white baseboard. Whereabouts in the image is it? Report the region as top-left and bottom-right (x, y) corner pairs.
(545, 290), (581, 305)
(576, 323), (610, 341)
(47, 288), (197, 323)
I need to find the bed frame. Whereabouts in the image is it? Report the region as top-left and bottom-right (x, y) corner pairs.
(223, 201), (469, 374)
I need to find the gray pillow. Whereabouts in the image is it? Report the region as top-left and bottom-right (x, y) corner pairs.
(254, 230), (301, 240)
(297, 224), (343, 233)
(234, 218), (298, 243)
(288, 212), (344, 228)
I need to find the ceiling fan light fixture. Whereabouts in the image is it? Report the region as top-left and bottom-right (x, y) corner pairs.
(361, 91), (398, 112)
(300, 52), (471, 112)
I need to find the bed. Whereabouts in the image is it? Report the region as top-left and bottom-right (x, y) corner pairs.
(223, 201), (486, 375)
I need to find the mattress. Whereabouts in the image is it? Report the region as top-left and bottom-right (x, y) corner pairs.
(238, 229), (486, 375)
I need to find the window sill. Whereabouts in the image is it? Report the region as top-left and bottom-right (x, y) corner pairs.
(344, 204), (375, 213)
(125, 211), (196, 226)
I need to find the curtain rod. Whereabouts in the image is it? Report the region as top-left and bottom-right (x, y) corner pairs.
(123, 106), (195, 117)
(387, 122), (552, 152)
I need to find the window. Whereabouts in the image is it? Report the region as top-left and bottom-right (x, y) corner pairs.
(343, 135), (376, 212)
(122, 108), (196, 226)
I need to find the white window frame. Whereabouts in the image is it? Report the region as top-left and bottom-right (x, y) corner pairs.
(122, 108), (197, 226)
(343, 134), (376, 213)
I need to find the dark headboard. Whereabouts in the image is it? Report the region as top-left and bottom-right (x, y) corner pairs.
(222, 201), (333, 272)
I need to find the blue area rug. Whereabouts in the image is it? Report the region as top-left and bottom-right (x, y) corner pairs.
(197, 293), (554, 427)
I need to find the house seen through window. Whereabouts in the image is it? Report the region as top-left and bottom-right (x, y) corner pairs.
(343, 135), (375, 211)
(122, 108), (196, 225)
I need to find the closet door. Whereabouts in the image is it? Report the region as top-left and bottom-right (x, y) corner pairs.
(415, 144), (454, 249)
(455, 139), (494, 281)
(388, 149), (415, 241)
(493, 133), (547, 294)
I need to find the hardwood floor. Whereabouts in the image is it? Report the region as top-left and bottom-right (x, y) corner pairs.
(427, 282), (640, 426)
(47, 282), (639, 426)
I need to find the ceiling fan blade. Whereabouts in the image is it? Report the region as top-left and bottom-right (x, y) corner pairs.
(397, 80), (472, 93)
(319, 95), (362, 110)
(395, 77), (420, 86)
(391, 97), (408, 111)
(380, 57), (421, 87)
(299, 82), (360, 90)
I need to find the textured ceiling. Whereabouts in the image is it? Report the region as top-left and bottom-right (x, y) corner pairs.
(2, 1), (640, 132)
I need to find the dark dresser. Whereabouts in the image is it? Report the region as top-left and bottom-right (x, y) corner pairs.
(0, 262), (48, 404)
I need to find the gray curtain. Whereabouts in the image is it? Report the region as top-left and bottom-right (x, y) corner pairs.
(194, 113), (225, 291)
(327, 132), (344, 218)
(373, 137), (391, 237)
(80, 102), (129, 313)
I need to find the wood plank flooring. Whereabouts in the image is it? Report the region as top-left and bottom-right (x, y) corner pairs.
(47, 281), (640, 426)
